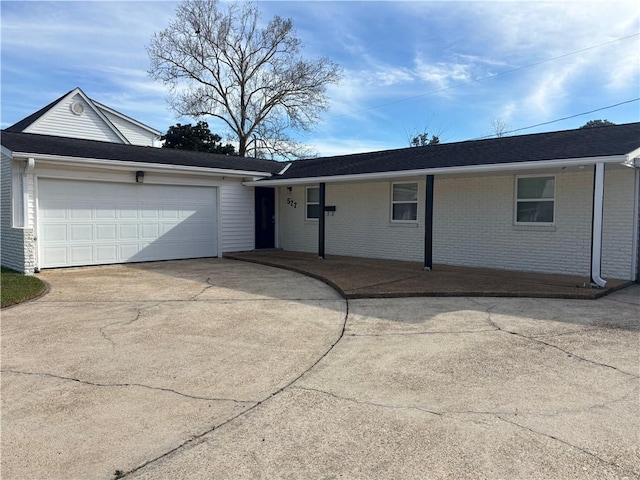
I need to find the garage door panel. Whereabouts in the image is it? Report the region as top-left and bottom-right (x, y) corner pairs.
(69, 208), (92, 220)
(119, 224), (138, 240)
(119, 207), (138, 219)
(69, 224), (93, 241)
(96, 245), (118, 262)
(96, 225), (117, 241)
(96, 208), (117, 219)
(38, 179), (218, 268)
(70, 246), (92, 263)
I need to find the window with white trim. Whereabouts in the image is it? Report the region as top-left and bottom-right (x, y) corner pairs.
(306, 186), (319, 220)
(515, 176), (555, 224)
(391, 182), (418, 222)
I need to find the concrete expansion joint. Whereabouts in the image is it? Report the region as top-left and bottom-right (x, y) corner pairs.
(485, 309), (639, 379)
(0, 369), (256, 404)
(493, 414), (639, 477)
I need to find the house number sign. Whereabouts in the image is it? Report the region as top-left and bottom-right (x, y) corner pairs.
(286, 197), (297, 208)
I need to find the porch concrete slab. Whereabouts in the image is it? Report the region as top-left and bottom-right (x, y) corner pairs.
(1, 259), (346, 480)
(225, 250), (632, 299)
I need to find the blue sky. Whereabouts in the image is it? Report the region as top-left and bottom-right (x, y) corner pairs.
(1, 1), (639, 157)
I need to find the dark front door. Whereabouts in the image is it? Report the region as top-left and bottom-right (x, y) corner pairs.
(255, 187), (275, 249)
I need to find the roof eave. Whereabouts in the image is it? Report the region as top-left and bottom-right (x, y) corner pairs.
(10, 151), (273, 178)
(243, 154), (631, 186)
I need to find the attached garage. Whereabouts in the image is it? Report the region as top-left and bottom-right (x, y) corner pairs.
(38, 178), (218, 268)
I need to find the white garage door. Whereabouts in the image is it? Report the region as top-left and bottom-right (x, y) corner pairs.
(38, 178), (218, 268)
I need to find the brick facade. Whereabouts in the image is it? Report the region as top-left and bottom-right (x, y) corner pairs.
(277, 164), (638, 280)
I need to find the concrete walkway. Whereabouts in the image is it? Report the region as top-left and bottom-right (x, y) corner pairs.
(225, 250), (631, 299)
(2, 259), (638, 479)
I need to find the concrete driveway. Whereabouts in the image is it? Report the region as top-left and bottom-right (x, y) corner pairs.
(2, 260), (638, 479)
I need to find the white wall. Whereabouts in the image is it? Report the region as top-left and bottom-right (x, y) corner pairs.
(1, 156), (36, 273)
(220, 183), (255, 253)
(602, 165), (638, 279)
(277, 165), (638, 280)
(8, 160), (254, 271)
(100, 110), (159, 147)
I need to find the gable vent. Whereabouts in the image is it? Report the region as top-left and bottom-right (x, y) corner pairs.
(70, 101), (85, 115)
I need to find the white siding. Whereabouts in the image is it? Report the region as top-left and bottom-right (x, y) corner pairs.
(220, 183), (255, 252)
(23, 93), (124, 143)
(100, 110), (159, 147)
(278, 166), (638, 280)
(1, 155), (36, 273)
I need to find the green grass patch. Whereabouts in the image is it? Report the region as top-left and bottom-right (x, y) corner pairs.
(1, 267), (47, 308)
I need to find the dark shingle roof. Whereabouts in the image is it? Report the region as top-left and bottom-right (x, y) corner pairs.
(276, 122), (640, 180)
(0, 131), (282, 174)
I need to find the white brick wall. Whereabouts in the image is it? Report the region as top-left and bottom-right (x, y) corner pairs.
(602, 165), (637, 280)
(277, 165), (638, 280)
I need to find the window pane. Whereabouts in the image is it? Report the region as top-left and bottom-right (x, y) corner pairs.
(393, 183), (418, 202)
(392, 203), (417, 221)
(306, 204), (320, 219)
(307, 187), (319, 203)
(517, 201), (554, 223)
(517, 177), (554, 199)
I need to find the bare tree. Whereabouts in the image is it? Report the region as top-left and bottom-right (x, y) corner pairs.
(147, 0), (341, 159)
(489, 118), (511, 138)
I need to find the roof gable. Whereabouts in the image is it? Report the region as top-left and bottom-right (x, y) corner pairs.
(4, 87), (162, 147)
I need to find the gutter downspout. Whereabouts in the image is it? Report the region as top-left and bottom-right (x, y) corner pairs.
(318, 183), (326, 259)
(590, 162), (607, 288)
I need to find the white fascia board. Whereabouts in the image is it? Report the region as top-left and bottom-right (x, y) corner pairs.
(11, 152), (273, 179)
(243, 155), (629, 186)
(1, 144), (14, 158)
(93, 101), (163, 136)
(623, 147), (640, 167)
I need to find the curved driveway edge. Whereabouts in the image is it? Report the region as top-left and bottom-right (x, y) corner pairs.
(1, 259), (347, 480)
(3, 259), (638, 479)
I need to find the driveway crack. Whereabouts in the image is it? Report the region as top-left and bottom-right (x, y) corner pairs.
(99, 302), (163, 348)
(346, 328), (498, 337)
(484, 307), (639, 379)
(1, 369), (257, 404)
(111, 295), (351, 479)
(291, 386), (442, 416)
(190, 275), (214, 301)
(494, 414), (639, 477)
